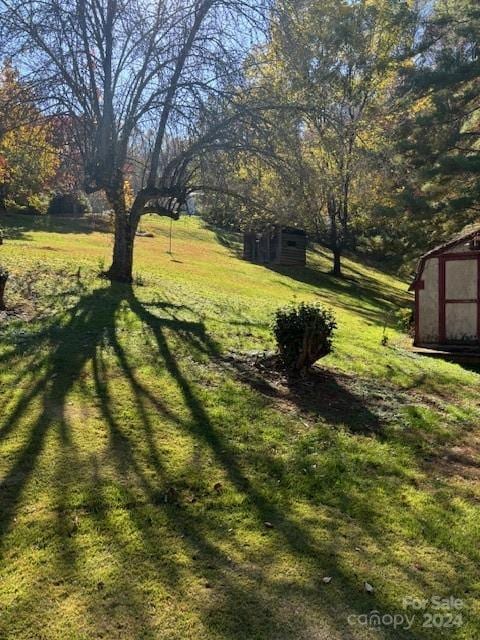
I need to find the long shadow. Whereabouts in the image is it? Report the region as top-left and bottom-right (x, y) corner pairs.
(205, 224), (243, 257)
(125, 288), (423, 640)
(0, 286), (124, 539)
(0, 283), (468, 639)
(267, 264), (409, 327)
(307, 243), (408, 281)
(0, 284), (204, 636)
(0, 212), (112, 240)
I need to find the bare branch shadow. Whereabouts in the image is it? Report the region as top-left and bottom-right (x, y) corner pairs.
(0, 283), (468, 639)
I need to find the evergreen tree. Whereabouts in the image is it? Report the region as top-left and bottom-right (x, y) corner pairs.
(395, 0), (480, 250)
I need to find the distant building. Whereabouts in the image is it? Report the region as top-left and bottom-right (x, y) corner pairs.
(186, 195), (196, 215)
(243, 227), (307, 266)
(410, 225), (480, 346)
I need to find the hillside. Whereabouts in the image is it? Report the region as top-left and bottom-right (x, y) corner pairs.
(0, 213), (479, 640)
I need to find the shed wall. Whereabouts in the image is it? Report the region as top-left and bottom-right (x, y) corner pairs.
(418, 257), (439, 343)
(445, 303), (477, 341)
(274, 232), (307, 266)
(443, 257), (479, 342)
(445, 259), (477, 299)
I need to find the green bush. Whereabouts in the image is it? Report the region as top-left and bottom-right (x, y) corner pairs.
(5, 197), (46, 215)
(396, 306), (414, 336)
(273, 302), (337, 371)
(27, 193), (50, 215)
(47, 192), (92, 217)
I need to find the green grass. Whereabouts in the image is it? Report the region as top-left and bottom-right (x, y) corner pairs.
(1, 212), (479, 639)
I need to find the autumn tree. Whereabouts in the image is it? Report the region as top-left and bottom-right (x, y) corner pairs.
(0, 64), (58, 210)
(199, 103), (312, 231)
(0, 62), (34, 143)
(264, 0), (417, 275)
(200, 0), (418, 274)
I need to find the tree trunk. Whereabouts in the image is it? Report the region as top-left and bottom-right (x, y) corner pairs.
(327, 196), (343, 277)
(105, 184), (138, 283)
(332, 247), (342, 277)
(0, 184), (7, 212)
(0, 270), (8, 310)
(106, 213), (136, 283)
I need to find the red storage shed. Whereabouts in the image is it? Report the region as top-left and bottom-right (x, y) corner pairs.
(410, 225), (480, 347)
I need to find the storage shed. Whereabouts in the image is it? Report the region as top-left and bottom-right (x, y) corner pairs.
(243, 227), (307, 266)
(410, 225), (480, 347)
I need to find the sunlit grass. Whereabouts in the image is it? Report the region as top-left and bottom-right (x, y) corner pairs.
(0, 213), (479, 639)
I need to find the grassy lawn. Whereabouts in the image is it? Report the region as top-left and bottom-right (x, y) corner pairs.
(0, 212), (479, 639)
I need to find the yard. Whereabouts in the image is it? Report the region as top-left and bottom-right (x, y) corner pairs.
(0, 213), (479, 639)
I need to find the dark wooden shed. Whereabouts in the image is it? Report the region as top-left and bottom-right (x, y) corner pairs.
(243, 227), (307, 266)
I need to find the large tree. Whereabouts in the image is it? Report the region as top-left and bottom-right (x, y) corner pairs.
(267, 0), (416, 275)
(394, 0), (480, 250)
(1, 0), (266, 282)
(200, 0), (417, 275)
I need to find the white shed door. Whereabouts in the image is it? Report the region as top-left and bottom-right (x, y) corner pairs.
(442, 256), (479, 343)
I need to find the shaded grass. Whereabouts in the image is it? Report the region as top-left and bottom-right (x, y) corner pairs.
(0, 214), (479, 639)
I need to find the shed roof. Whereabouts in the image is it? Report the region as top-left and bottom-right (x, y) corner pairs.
(244, 226), (306, 237)
(281, 227), (307, 236)
(409, 223), (480, 291)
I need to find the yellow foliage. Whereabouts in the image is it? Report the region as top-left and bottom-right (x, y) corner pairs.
(411, 94), (434, 115)
(0, 123), (59, 203)
(123, 179), (135, 209)
(0, 64), (59, 206)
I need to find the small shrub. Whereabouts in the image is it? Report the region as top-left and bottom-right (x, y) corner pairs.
(47, 192), (92, 217)
(5, 199), (45, 216)
(396, 306), (414, 336)
(27, 194), (50, 215)
(273, 302), (337, 372)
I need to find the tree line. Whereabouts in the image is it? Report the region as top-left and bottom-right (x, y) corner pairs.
(0, 0), (478, 281)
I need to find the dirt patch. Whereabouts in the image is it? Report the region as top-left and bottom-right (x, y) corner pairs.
(223, 351), (409, 434)
(223, 352), (480, 484)
(432, 436), (480, 480)
(0, 265), (89, 325)
(0, 306), (35, 323)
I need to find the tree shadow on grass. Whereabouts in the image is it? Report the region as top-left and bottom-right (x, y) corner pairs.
(0, 283), (465, 639)
(0, 284), (214, 637)
(0, 212), (112, 241)
(123, 290), (430, 639)
(267, 264), (409, 328)
(0, 286), (122, 536)
(225, 354), (383, 435)
(204, 224), (243, 258)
